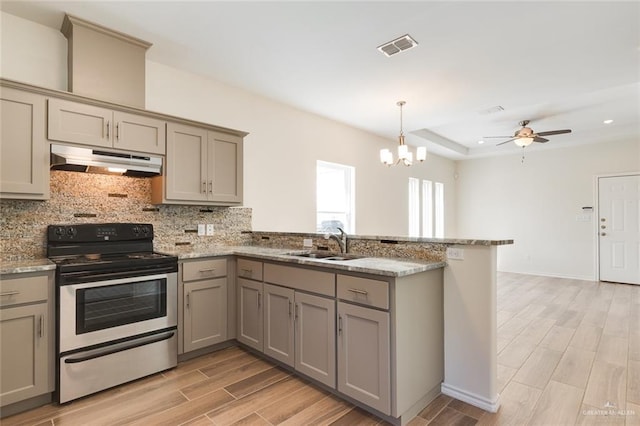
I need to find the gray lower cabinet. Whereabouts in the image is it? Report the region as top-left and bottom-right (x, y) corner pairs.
(0, 86), (49, 200)
(294, 291), (336, 388)
(0, 272), (54, 409)
(337, 301), (390, 414)
(263, 284), (336, 388)
(263, 283), (294, 366)
(180, 258), (228, 354)
(237, 278), (263, 351)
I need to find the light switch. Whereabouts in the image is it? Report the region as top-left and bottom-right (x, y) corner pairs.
(206, 224), (214, 236)
(197, 224), (205, 236)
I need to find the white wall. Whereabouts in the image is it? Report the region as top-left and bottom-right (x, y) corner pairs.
(456, 139), (640, 280)
(0, 12), (67, 90)
(0, 11), (457, 237)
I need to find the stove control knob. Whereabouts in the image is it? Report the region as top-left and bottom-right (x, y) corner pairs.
(55, 227), (65, 236)
(133, 226), (140, 235)
(67, 227), (76, 236)
(142, 226), (150, 235)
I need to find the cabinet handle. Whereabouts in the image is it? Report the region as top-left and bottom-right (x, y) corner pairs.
(39, 315), (44, 338)
(240, 268), (253, 277)
(199, 268), (217, 273)
(348, 288), (368, 296)
(257, 292), (261, 309)
(0, 290), (20, 297)
(208, 181), (213, 194)
(116, 122), (120, 140)
(186, 292), (190, 309)
(202, 181), (207, 194)
(295, 303), (299, 321)
(106, 121), (110, 139)
(338, 315), (343, 335)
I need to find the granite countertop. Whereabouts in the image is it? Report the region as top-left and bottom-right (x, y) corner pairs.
(157, 245), (446, 277)
(251, 231), (514, 246)
(0, 258), (56, 275)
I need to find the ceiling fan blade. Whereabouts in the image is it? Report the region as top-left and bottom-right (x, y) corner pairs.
(533, 137), (549, 143)
(483, 136), (513, 138)
(536, 129), (572, 137)
(496, 138), (517, 146)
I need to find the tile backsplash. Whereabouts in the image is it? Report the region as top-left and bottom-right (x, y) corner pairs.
(0, 171), (252, 261)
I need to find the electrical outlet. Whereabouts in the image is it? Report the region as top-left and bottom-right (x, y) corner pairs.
(446, 247), (464, 260)
(303, 238), (313, 248)
(197, 224), (205, 236)
(206, 224), (214, 236)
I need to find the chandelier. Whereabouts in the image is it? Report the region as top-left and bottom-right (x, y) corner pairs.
(380, 101), (426, 166)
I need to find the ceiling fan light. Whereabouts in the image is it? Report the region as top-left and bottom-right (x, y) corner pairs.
(515, 137), (534, 147)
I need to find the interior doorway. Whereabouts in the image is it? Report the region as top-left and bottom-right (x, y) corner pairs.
(597, 173), (640, 285)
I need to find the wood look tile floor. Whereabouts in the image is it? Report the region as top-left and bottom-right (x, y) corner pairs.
(3, 272), (639, 426)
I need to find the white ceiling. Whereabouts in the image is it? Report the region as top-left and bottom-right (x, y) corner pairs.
(2, 1), (639, 160)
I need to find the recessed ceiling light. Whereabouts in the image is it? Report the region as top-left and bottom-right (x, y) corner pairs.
(603, 119), (614, 124)
(477, 140), (485, 144)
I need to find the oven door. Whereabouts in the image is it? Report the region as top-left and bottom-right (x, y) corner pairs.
(59, 272), (177, 353)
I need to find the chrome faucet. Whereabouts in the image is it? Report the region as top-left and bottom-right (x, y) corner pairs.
(325, 227), (348, 253)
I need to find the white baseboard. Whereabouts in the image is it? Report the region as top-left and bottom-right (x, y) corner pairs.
(441, 382), (501, 413)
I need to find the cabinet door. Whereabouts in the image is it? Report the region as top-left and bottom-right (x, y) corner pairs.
(0, 303), (49, 407)
(237, 278), (263, 351)
(263, 284), (294, 367)
(0, 87), (48, 199)
(295, 292), (335, 388)
(208, 130), (243, 203)
(337, 302), (390, 415)
(165, 123), (208, 201)
(183, 278), (228, 353)
(47, 98), (112, 147)
(113, 111), (166, 155)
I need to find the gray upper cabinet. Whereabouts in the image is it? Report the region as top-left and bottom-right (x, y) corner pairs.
(0, 87), (49, 200)
(47, 98), (166, 154)
(153, 122), (243, 205)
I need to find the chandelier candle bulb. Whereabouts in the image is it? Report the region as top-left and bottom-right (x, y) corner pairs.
(380, 100), (427, 167)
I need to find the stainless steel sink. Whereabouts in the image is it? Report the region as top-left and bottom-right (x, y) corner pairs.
(289, 252), (361, 261)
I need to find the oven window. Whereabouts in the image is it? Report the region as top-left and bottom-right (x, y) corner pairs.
(76, 278), (167, 334)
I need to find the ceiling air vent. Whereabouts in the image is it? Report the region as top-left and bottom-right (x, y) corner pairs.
(377, 34), (418, 57)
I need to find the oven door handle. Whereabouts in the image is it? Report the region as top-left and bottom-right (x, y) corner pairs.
(64, 331), (175, 364)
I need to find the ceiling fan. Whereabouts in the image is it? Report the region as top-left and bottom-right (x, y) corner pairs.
(485, 120), (572, 147)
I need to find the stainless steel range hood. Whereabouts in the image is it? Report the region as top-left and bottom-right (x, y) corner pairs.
(50, 144), (162, 177)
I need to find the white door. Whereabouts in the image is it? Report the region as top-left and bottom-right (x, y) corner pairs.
(598, 174), (640, 285)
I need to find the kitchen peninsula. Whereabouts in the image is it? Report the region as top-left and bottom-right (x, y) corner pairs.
(1, 231), (512, 424)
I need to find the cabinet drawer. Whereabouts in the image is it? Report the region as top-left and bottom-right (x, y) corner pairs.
(264, 263), (335, 297)
(182, 258), (227, 282)
(0, 274), (49, 307)
(337, 275), (389, 310)
(237, 258), (263, 281)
